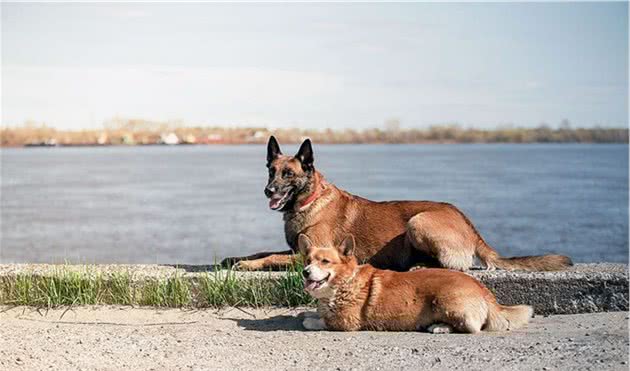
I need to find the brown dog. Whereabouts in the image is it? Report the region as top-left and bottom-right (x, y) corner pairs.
(225, 136), (572, 272)
(299, 234), (533, 333)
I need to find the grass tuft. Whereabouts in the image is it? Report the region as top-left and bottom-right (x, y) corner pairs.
(140, 273), (191, 307)
(195, 263), (313, 308)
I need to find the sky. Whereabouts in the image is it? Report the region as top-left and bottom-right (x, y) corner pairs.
(2, 2), (628, 130)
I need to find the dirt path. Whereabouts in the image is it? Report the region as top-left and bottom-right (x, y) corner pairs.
(0, 306), (627, 370)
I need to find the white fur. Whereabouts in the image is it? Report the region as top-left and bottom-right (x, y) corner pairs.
(436, 250), (473, 272)
(306, 264), (330, 282)
(304, 264), (335, 299)
(427, 323), (453, 334)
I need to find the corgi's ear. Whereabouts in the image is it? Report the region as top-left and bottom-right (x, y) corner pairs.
(297, 234), (313, 256)
(267, 136), (282, 167)
(339, 235), (355, 257)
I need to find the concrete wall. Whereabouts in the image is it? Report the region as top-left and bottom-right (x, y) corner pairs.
(468, 264), (628, 315)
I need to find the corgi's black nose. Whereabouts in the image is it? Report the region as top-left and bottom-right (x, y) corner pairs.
(302, 266), (310, 278)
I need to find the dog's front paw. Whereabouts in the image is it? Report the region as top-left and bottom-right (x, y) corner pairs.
(302, 317), (327, 331)
(484, 263), (497, 271)
(221, 256), (242, 268)
(232, 260), (264, 271)
(427, 323), (453, 334)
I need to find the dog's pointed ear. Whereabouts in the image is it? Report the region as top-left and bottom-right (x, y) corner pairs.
(295, 138), (314, 172)
(339, 235), (355, 257)
(267, 136), (282, 167)
(297, 233), (313, 255)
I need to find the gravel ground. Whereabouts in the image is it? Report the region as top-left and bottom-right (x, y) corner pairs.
(0, 307), (627, 371)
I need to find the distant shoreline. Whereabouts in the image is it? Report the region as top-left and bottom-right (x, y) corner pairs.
(2, 141), (629, 149)
(2, 121), (627, 147)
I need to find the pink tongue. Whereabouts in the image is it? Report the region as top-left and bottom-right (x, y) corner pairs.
(304, 280), (316, 290)
(269, 196), (282, 209)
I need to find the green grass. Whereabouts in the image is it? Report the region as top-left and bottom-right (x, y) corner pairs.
(0, 265), (314, 309)
(196, 263), (312, 307)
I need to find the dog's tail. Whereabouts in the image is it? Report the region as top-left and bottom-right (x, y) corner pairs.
(484, 302), (533, 332)
(476, 241), (573, 271)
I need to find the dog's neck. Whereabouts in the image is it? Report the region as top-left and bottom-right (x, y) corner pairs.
(296, 171), (327, 211)
(319, 264), (369, 308)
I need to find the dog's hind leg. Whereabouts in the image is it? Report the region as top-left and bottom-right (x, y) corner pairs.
(435, 297), (487, 334)
(406, 209), (477, 271)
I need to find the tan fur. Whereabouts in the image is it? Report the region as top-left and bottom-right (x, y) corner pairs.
(300, 236), (533, 333)
(225, 137), (573, 272)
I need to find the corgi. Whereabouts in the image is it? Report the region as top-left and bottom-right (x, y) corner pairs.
(299, 233), (533, 333)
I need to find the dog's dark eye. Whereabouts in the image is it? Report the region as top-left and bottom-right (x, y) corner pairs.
(321, 259), (330, 264)
(283, 170), (294, 178)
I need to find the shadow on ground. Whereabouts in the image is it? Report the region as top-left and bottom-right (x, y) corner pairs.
(224, 314), (306, 332)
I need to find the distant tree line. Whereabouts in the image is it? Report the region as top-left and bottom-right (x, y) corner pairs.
(0, 118), (627, 147)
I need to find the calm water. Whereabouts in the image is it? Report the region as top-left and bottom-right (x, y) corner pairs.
(1, 144), (628, 264)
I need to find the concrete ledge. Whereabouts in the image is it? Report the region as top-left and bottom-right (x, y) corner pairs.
(0, 263), (627, 315)
(469, 263), (628, 315)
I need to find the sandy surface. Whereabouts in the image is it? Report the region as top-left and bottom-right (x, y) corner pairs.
(0, 306), (627, 371)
